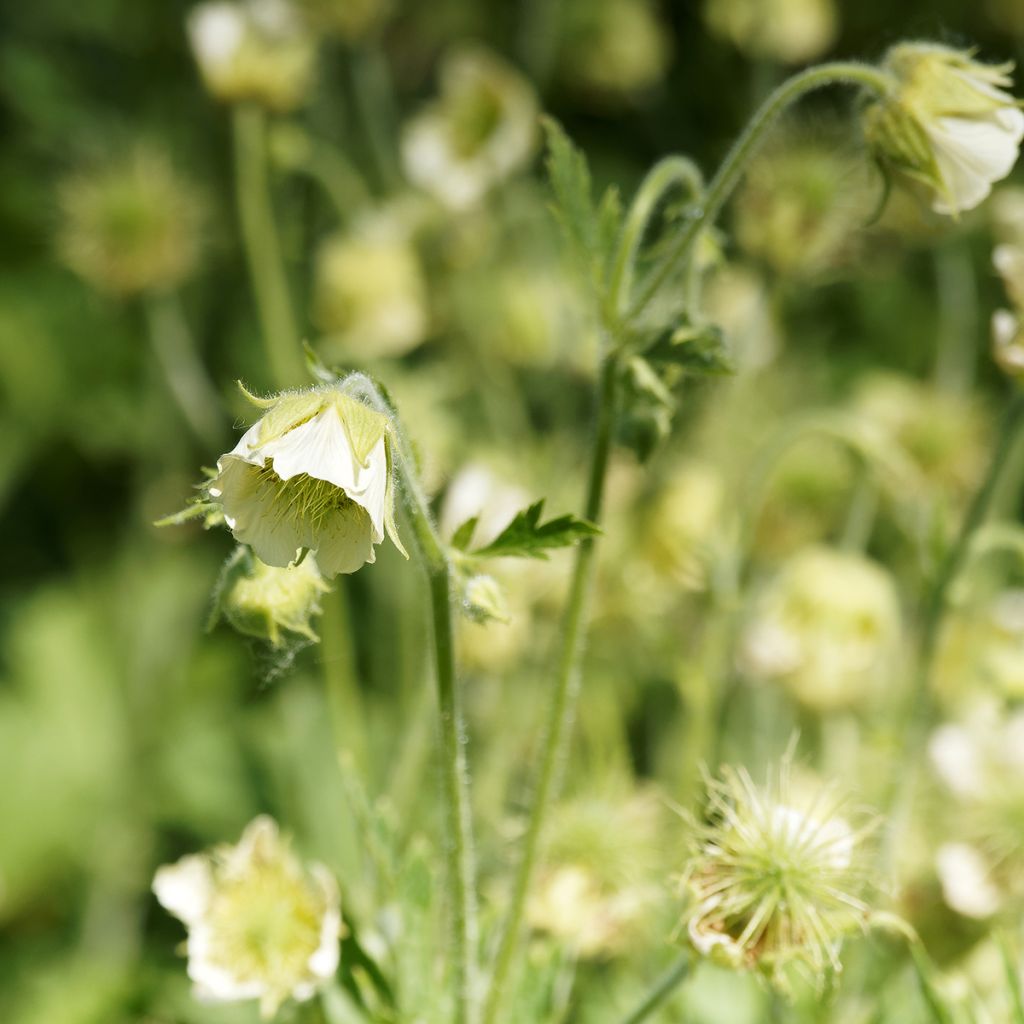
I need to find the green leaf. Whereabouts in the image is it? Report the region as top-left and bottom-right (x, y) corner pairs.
(542, 116), (622, 294)
(643, 321), (734, 376)
(473, 500), (600, 560)
(450, 515), (479, 552)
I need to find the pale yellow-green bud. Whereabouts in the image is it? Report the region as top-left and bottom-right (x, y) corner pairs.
(207, 384), (407, 577)
(211, 546), (330, 647)
(741, 546), (900, 711)
(313, 219), (428, 360)
(153, 816), (341, 1018)
(864, 43), (1024, 216)
(401, 46), (538, 210)
(57, 147), (203, 297)
(992, 309), (1024, 381)
(703, 0), (837, 65)
(680, 762), (875, 989)
(187, 1), (315, 112)
(458, 573), (510, 625)
(559, 0), (672, 106)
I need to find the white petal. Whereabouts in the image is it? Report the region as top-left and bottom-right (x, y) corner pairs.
(314, 506), (376, 576)
(928, 114), (1024, 213)
(936, 842), (1001, 918)
(188, 923), (266, 1002)
(259, 408), (362, 493)
(221, 419), (268, 469)
(307, 867), (341, 981)
(152, 855), (213, 926)
(188, 3), (245, 69)
(215, 458), (307, 567)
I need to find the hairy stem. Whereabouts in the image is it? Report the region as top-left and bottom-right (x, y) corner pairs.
(481, 352), (620, 1024)
(233, 104), (304, 388)
(342, 373), (479, 1024)
(629, 62), (894, 318)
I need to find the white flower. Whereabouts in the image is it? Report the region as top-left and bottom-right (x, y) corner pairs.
(935, 842), (1002, 919)
(207, 385), (406, 577)
(401, 46), (538, 210)
(187, 0), (315, 111)
(865, 43), (1024, 216)
(153, 816), (341, 1019)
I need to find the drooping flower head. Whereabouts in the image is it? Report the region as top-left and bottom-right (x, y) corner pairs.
(401, 46), (538, 210)
(187, 0), (315, 112)
(207, 383), (406, 577)
(864, 43), (1024, 216)
(679, 762), (875, 990)
(58, 146), (203, 296)
(153, 816), (341, 1019)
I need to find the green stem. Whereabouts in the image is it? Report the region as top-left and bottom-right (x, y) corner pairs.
(629, 61), (894, 319)
(341, 374), (478, 1024)
(618, 956), (691, 1024)
(143, 291), (224, 448)
(233, 104), (305, 388)
(481, 352), (620, 1024)
(606, 155), (704, 324)
(320, 583), (369, 773)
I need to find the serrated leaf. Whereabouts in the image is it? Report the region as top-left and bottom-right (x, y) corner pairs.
(473, 500), (600, 560)
(542, 116), (622, 296)
(450, 515), (479, 552)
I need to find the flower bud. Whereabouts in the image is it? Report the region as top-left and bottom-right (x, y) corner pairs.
(864, 43), (1024, 216)
(211, 545), (329, 647)
(153, 817), (341, 1019)
(458, 573), (510, 625)
(680, 763), (874, 988)
(401, 46), (538, 210)
(313, 217), (428, 360)
(187, 0), (315, 112)
(992, 309), (1024, 380)
(207, 384), (407, 577)
(57, 147), (203, 297)
(740, 546), (900, 712)
(703, 0), (837, 65)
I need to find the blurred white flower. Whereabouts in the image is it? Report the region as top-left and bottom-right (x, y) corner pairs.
(865, 43), (1024, 215)
(208, 385), (406, 576)
(153, 816), (341, 1019)
(935, 842), (1002, 919)
(187, 0), (315, 111)
(401, 46), (538, 210)
(740, 546), (901, 711)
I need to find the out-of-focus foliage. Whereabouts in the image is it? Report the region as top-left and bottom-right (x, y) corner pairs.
(2, 0), (1024, 1022)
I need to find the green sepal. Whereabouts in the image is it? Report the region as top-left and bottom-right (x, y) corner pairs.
(642, 321), (734, 377)
(473, 500), (600, 560)
(236, 379), (279, 409)
(450, 516), (479, 552)
(303, 340), (342, 385)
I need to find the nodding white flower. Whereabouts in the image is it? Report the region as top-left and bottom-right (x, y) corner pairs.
(207, 385), (406, 577)
(864, 43), (1024, 216)
(679, 763), (874, 989)
(153, 816), (341, 1019)
(187, 0), (315, 112)
(401, 46), (538, 210)
(740, 546), (900, 712)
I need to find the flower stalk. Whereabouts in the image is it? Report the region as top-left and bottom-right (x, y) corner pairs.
(629, 61), (895, 319)
(233, 103), (305, 388)
(618, 955), (691, 1024)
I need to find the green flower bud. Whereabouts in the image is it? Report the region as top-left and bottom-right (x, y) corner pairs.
(703, 0), (837, 65)
(864, 43), (1024, 216)
(211, 546), (329, 647)
(57, 147), (203, 297)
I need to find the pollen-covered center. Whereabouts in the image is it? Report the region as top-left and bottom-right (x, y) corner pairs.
(253, 460), (361, 531)
(205, 858), (325, 984)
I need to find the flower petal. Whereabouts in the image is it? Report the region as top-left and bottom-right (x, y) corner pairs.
(928, 113), (1024, 213)
(215, 458), (307, 568)
(152, 854), (214, 926)
(314, 505), (376, 576)
(259, 407), (362, 492)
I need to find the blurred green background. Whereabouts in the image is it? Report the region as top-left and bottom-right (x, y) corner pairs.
(2, 0), (1024, 1021)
